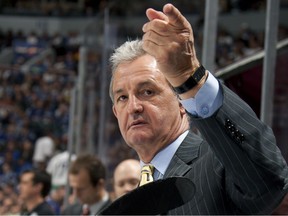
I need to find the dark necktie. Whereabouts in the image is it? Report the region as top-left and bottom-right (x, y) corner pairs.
(139, 164), (154, 187)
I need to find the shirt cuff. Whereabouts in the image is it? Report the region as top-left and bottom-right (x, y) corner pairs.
(180, 72), (223, 118)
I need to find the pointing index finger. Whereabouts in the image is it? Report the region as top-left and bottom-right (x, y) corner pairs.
(163, 3), (187, 28)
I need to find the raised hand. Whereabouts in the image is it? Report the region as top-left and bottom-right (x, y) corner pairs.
(142, 3), (200, 87)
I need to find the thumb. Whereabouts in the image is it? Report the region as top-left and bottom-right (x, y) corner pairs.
(163, 3), (187, 27)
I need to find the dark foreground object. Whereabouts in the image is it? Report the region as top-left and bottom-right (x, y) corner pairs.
(100, 176), (195, 215)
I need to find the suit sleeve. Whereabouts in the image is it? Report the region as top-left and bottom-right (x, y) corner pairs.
(189, 83), (288, 214)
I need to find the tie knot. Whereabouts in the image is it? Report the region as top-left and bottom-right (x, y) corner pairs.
(142, 164), (154, 174)
(139, 164), (154, 187)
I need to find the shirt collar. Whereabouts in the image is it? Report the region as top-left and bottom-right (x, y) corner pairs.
(140, 130), (189, 176)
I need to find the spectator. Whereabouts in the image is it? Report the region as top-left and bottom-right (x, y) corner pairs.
(0, 182), (20, 215)
(113, 159), (141, 200)
(46, 185), (65, 215)
(46, 150), (76, 188)
(17, 139), (34, 173)
(32, 129), (55, 171)
(46, 150), (76, 214)
(61, 154), (111, 215)
(18, 169), (55, 215)
(0, 162), (18, 186)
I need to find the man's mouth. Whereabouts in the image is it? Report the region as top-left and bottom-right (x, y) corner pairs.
(128, 120), (147, 129)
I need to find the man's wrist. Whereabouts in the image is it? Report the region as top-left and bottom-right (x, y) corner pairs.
(173, 65), (207, 95)
(177, 70), (208, 99)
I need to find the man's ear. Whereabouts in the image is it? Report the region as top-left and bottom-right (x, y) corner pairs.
(96, 178), (105, 188)
(35, 183), (43, 194)
(113, 105), (118, 118)
(179, 102), (186, 116)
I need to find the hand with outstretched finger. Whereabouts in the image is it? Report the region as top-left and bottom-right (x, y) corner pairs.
(142, 3), (200, 87)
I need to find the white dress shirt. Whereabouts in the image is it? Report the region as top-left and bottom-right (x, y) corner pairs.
(181, 71), (223, 118)
(140, 130), (189, 180)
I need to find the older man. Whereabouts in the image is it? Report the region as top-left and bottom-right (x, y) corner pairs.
(108, 3), (288, 215)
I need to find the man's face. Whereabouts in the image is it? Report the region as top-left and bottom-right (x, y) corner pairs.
(113, 163), (141, 198)
(19, 173), (38, 201)
(112, 54), (186, 160)
(68, 169), (100, 205)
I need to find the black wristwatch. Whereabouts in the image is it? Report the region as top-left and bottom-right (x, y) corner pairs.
(173, 65), (206, 94)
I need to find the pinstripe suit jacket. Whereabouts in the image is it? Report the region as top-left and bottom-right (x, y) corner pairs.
(164, 84), (288, 215)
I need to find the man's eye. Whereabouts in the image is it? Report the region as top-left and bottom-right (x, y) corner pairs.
(144, 90), (153, 95)
(117, 95), (127, 101)
(117, 180), (125, 187)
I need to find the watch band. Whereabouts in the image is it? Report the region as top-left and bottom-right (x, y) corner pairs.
(173, 65), (206, 94)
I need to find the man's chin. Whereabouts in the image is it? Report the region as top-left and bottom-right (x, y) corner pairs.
(128, 134), (151, 146)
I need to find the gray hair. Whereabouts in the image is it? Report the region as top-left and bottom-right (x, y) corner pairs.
(109, 39), (146, 103)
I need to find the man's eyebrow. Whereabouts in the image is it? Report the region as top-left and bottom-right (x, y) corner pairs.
(137, 80), (155, 88)
(114, 80), (156, 95)
(114, 88), (124, 96)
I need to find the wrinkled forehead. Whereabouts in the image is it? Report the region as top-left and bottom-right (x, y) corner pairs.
(110, 55), (175, 101)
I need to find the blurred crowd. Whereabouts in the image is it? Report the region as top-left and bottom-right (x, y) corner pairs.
(0, 0), (288, 215)
(0, 0), (288, 17)
(0, 25), (138, 215)
(0, 33), (76, 214)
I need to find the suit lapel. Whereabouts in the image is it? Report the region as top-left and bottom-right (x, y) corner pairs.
(164, 131), (203, 178)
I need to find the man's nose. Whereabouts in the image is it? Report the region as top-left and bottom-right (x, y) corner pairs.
(127, 96), (143, 114)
